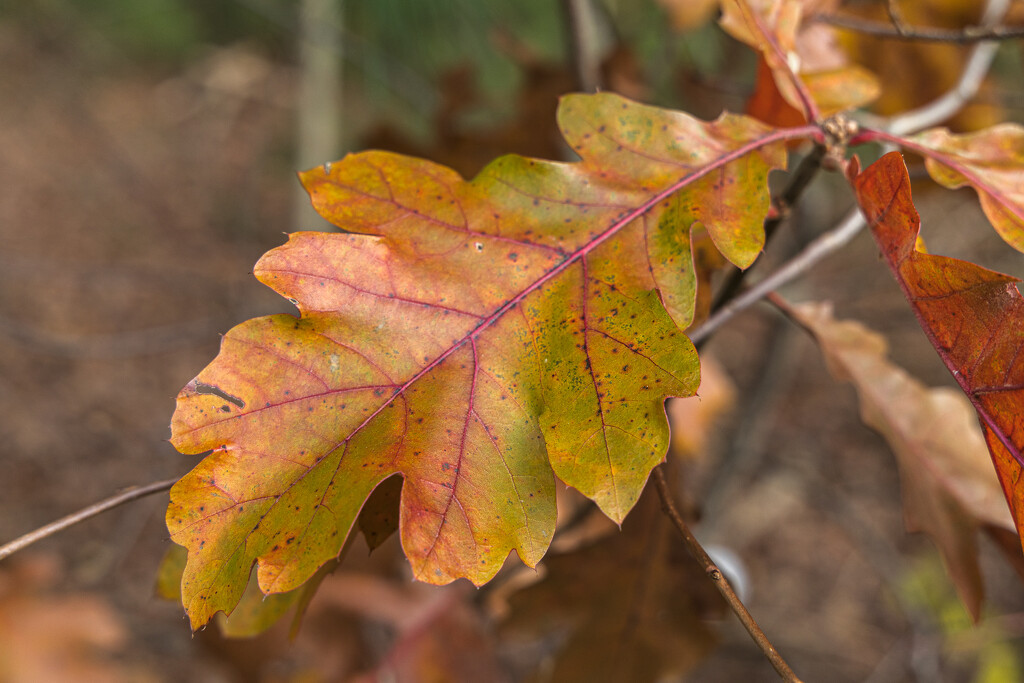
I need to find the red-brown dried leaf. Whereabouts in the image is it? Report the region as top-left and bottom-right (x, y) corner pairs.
(852, 151), (1024, 551)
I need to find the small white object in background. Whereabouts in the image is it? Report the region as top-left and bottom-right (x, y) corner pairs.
(704, 544), (750, 604)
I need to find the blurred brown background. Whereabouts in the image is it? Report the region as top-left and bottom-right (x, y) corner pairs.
(1, 1), (1024, 681)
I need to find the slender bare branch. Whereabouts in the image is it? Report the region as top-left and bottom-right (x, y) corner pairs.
(561, 0), (607, 93)
(886, 0), (909, 37)
(690, 207), (866, 346)
(814, 13), (1024, 43)
(653, 468), (804, 683)
(853, 0), (1008, 139)
(0, 478), (178, 562)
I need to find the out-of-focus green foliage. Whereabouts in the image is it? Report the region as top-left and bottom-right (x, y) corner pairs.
(902, 557), (1023, 683)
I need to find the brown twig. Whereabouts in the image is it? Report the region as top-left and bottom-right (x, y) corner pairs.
(814, 13), (1024, 43)
(886, 0), (909, 37)
(0, 477), (178, 562)
(560, 0), (607, 93)
(689, 206), (866, 346)
(653, 467), (804, 683)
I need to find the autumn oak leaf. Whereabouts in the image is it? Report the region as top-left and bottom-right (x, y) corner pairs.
(852, 152), (1024, 552)
(168, 92), (810, 629)
(904, 125), (1024, 253)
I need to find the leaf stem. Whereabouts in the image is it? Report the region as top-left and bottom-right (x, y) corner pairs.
(653, 467), (804, 683)
(0, 477), (178, 562)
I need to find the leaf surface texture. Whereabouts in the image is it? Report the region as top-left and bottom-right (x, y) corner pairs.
(168, 92), (801, 628)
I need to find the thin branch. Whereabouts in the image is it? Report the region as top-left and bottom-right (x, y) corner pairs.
(859, 0), (1009, 137)
(814, 13), (1024, 43)
(0, 478), (178, 562)
(886, 0), (909, 37)
(653, 468), (804, 683)
(293, 0), (343, 231)
(561, 0), (607, 93)
(690, 207), (866, 346)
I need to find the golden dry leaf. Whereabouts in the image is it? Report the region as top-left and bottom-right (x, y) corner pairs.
(783, 299), (1015, 621)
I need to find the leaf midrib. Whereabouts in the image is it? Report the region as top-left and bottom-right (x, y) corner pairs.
(181, 124), (815, 482)
(331, 124), (817, 452)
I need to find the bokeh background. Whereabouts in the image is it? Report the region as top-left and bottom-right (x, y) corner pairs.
(2, 1), (1024, 680)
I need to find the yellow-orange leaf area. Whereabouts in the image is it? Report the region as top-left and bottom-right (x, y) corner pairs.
(906, 125), (1024, 253)
(168, 92), (808, 629)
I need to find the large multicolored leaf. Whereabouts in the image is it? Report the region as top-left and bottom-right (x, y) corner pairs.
(780, 299), (1014, 621)
(852, 151), (1024, 550)
(905, 125), (1024, 253)
(167, 92), (811, 628)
